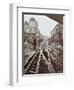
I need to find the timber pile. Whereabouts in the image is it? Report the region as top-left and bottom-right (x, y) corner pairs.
(24, 46), (63, 74)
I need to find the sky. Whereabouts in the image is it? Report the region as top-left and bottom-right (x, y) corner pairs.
(24, 15), (58, 37)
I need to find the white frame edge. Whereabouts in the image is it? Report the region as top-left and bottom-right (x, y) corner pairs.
(9, 4), (18, 86)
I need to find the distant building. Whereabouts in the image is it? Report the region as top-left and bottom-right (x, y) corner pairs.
(24, 17), (40, 51)
(24, 21), (29, 33)
(51, 23), (63, 37)
(48, 23), (63, 45)
(24, 17), (40, 35)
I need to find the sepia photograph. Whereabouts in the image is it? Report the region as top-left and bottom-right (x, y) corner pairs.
(22, 13), (64, 75)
